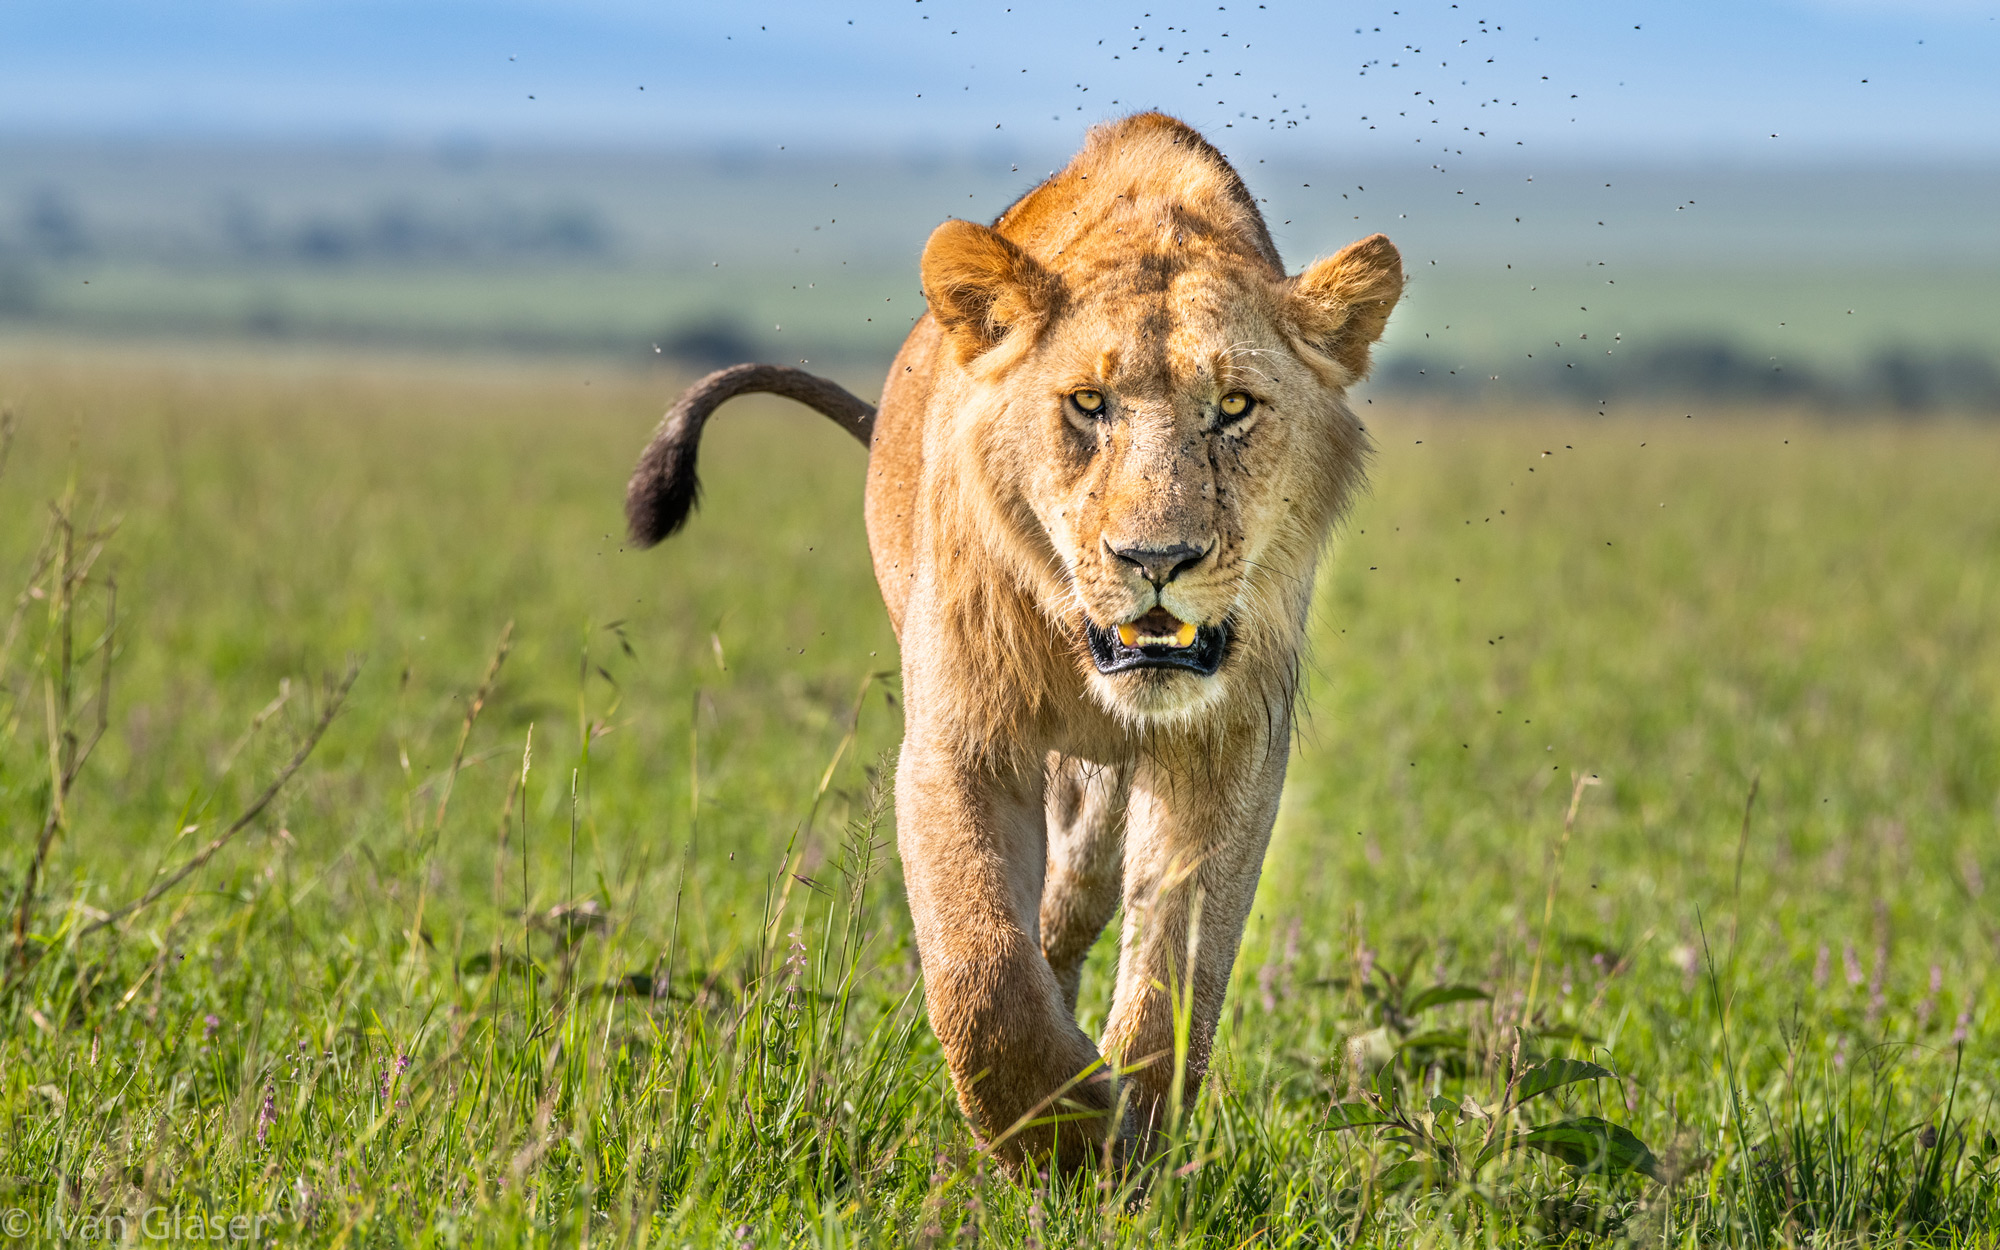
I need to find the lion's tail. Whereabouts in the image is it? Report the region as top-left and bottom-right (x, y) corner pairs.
(624, 363), (876, 547)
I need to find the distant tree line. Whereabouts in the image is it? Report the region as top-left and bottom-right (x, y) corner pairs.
(217, 196), (609, 264)
(1376, 339), (2000, 415)
(0, 186), (612, 271)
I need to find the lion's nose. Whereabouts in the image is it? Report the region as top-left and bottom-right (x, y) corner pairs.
(1106, 540), (1208, 587)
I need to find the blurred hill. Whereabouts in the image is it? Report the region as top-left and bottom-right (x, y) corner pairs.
(2, 138), (1996, 412)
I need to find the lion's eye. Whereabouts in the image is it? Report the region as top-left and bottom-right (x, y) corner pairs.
(1070, 389), (1106, 415)
(1219, 391), (1255, 420)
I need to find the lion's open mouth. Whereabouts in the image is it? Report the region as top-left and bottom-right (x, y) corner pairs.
(1084, 608), (1231, 676)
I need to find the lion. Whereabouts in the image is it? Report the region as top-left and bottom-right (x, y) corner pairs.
(625, 112), (1402, 1172)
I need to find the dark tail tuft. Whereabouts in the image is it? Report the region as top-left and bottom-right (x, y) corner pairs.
(624, 363), (876, 547)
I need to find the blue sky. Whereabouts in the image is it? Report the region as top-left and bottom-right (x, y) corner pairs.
(3, 0), (1998, 160)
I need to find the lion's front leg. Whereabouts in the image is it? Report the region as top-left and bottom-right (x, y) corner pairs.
(896, 739), (1124, 1172)
(1041, 753), (1130, 1016)
(1100, 727), (1287, 1151)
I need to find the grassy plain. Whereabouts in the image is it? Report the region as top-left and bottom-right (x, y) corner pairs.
(19, 259), (2000, 383)
(0, 345), (1995, 1245)
(11, 141), (2000, 375)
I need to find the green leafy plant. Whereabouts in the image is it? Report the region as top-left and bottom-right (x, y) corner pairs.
(1332, 957), (1494, 1080)
(1324, 1046), (1660, 1193)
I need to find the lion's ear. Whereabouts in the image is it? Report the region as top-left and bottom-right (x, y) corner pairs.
(921, 219), (1063, 365)
(1285, 234), (1404, 381)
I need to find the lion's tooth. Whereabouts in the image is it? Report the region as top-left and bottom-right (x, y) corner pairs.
(1174, 623), (1197, 648)
(1117, 623), (1137, 647)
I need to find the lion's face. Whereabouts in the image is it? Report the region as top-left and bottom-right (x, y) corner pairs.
(919, 130), (1401, 726)
(1011, 263), (1376, 721)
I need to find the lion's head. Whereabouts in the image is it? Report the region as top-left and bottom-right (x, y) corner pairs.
(916, 115), (1402, 726)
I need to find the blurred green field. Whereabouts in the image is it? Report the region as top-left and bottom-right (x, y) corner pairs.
(8, 262), (923, 361)
(19, 259), (1999, 380)
(8, 141), (2000, 387)
(0, 345), (1994, 1245)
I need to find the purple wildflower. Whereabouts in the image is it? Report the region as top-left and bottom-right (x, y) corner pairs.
(1281, 916), (1301, 1002)
(783, 929), (809, 1002)
(1866, 918), (1889, 1028)
(1843, 942), (1864, 987)
(1917, 964), (1943, 1033)
(1026, 1172), (1047, 1250)
(381, 1053), (411, 1100)
(257, 1084), (277, 1146)
(203, 1014), (221, 1041)
(959, 1184), (984, 1243)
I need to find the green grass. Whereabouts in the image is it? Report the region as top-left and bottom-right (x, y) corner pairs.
(0, 346), (1994, 1245)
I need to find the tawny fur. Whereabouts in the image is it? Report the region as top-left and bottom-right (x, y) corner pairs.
(628, 112), (1403, 1174)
